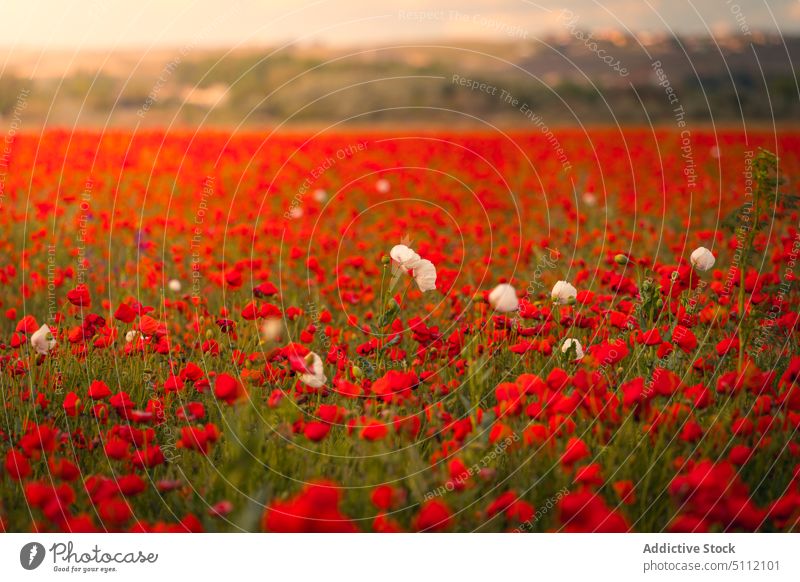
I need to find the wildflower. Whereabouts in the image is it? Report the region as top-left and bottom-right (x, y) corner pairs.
(113, 303), (137, 323)
(690, 247), (715, 271)
(299, 352), (327, 388)
(214, 373), (246, 405)
(413, 259), (437, 292)
(87, 380), (112, 400)
(551, 280), (577, 304)
(31, 324), (56, 355)
(390, 244), (421, 271)
(261, 318), (284, 342)
(66, 284), (91, 307)
(413, 499), (453, 532)
(489, 283), (519, 312)
(560, 338), (584, 360)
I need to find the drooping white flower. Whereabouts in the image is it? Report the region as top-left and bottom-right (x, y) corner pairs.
(388, 242), (435, 293)
(390, 244), (421, 271)
(690, 247), (715, 272)
(412, 259), (437, 292)
(551, 280), (577, 304)
(376, 179), (390, 193)
(31, 324), (56, 355)
(299, 351), (327, 388)
(488, 283), (519, 313)
(168, 279), (182, 292)
(261, 317), (283, 342)
(125, 330), (141, 343)
(561, 338), (585, 360)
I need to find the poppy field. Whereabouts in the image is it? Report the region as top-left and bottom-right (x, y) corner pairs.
(1, 128), (800, 533)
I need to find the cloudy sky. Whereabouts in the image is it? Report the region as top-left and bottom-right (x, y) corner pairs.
(3, 0), (799, 49)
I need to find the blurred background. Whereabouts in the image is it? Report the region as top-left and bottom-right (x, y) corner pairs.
(0, 0), (798, 127)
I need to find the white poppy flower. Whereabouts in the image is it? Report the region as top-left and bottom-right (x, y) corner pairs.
(582, 192), (597, 207)
(412, 259), (437, 292)
(390, 244), (421, 271)
(561, 338), (585, 360)
(690, 247), (715, 272)
(376, 179), (390, 193)
(261, 318), (283, 342)
(299, 351), (327, 388)
(125, 330), (141, 343)
(31, 324), (56, 355)
(551, 280), (577, 304)
(488, 283), (519, 313)
(168, 279), (182, 292)
(313, 189), (327, 202)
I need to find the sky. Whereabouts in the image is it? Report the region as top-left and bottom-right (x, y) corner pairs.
(2, 0), (799, 50)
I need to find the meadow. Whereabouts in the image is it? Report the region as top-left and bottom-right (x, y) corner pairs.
(0, 128), (798, 532)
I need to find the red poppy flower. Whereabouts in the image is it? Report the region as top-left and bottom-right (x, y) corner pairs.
(262, 481), (358, 533)
(63, 392), (81, 416)
(413, 499), (453, 532)
(113, 302), (137, 323)
(4, 449), (31, 481)
(361, 420), (388, 441)
(88, 380), (111, 399)
(560, 437), (590, 467)
(15, 315), (39, 334)
(67, 284), (91, 307)
(303, 421), (331, 442)
(672, 325), (697, 352)
(214, 373), (246, 405)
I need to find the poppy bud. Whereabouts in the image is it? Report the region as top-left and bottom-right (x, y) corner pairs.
(614, 254), (630, 265)
(381, 255), (390, 265)
(352, 365), (363, 379)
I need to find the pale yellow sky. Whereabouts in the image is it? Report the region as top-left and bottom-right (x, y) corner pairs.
(2, 0), (798, 50)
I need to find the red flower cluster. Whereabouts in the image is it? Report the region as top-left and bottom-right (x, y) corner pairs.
(0, 129), (798, 532)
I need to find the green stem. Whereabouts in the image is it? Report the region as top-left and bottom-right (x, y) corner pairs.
(737, 228), (756, 373)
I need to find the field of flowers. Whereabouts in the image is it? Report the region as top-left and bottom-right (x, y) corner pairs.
(0, 128), (799, 532)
